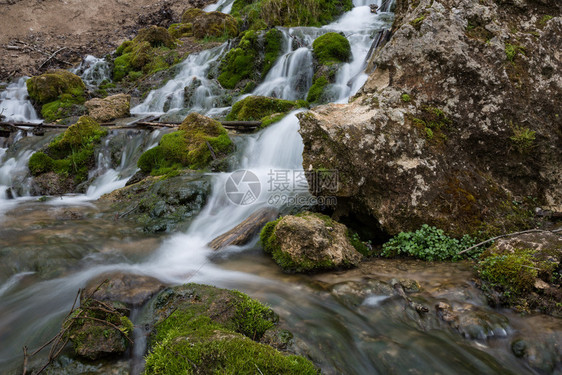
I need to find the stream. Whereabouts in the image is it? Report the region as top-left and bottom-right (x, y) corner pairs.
(0, 0), (560, 374)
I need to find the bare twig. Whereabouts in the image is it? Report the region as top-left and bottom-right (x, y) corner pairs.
(38, 47), (70, 69)
(22, 346), (28, 375)
(457, 228), (562, 256)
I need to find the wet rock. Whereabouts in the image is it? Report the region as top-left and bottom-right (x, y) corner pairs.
(100, 171), (212, 233)
(510, 332), (562, 373)
(298, 0), (562, 238)
(208, 207), (278, 250)
(435, 302), (509, 340)
(260, 212), (363, 273)
(30, 355), (129, 375)
(85, 94), (131, 123)
(84, 272), (166, 307)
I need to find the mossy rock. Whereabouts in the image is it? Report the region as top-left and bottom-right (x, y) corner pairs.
(26, 70), (87, 122)
(133, 25), (177, 49)
(28, 116), (107, 187)
(475, 232), (561, 315)
(306, 75), (329, 103)
(226, 95), (307, 127)
(112, 26), (178, 82)
(263, 28), (284, 76)
(168, 23), (193, 39)
(26, 70), (86, 104)
(260, 212), (363, 273)
(181, 8), (238, 39)
(217, 30), (260, 89)
(145, 283), (318, 374)
(312, 32), (351, 65)
(137, 113), (233, 175)
(231, 0), (352, 30)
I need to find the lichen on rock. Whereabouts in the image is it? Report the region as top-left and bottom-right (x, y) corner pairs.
(84, 93), (130, 122)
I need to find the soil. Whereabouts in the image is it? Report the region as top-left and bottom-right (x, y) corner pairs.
(0, 0), (215, 82)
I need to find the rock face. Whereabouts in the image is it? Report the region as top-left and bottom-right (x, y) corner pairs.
(85, 94), (131, 122)
(298, 0), (562, 238)
(261, 212), (363, 273)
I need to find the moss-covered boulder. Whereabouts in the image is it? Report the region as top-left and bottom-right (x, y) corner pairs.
(100, 171), (212, 233)
(28, 116), (107, 193)
(226, 95), (307, 127)
(84, 93), (130, 122)
(26, 70), (86, 122)
(181, 8), (239, 39)
(144, 283), (317, 374)
(112, 26), (178, 82)
(216, 29), (285, 91)
(476, 231), (562, 316)
(306, 33), (351, 103)
(260, 212), (363, 273)
(136, 113), (233, 176)
(231, 0), (352, 30)
(312, 32), (351, 66)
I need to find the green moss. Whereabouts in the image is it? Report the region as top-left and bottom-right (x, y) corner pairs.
(477, 248), (537, 300)
(260, 217), (282, 255)
(137, 113), (233, 175)
(410, 14), (426, 30)
(28, 116), (107, 183)
(505, 43), (525, 62)
(168, 23), (193, 39)
(401, 93), (411, 102)
(226, 95), (304, 125)
(232, 0), (352, 30)
(510, 124), (535, 153)
(181, 8), (238, 40)
(112, 26), (178, 82)
(347, 230), (372, 257)
(218, 31), (259, 89)
(312, 32), (351, 65)
(145, 315), (317, 374)
(263, 28), (284, 76)
(26, 70), (85, 105)
(537, 15), (553, 28)
(306, 76), (329, 103)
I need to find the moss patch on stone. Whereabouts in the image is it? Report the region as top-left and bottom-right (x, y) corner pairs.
(217, 31), (260, 89)
(137, 113), (233, 175)
(26, 70), (86, 122)
(28, 116), (107, 184)
(112, 26), (179, 82)
(312, 32), (351, 65)
(145, 283), (317, 374)
(226, 95), (307, 127)
(180, 8), (239, 40)
(263, 28), (284, 76)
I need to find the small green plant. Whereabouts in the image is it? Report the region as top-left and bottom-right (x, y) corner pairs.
(347, 231), (372, 257)
(538, 15), (553, 26)
(381, 224), (479, 261)
(401, 93), (411, 102)
(410, 14), (426, 30)
(510, 125), (535, 153)
(505, 43), (525, 62)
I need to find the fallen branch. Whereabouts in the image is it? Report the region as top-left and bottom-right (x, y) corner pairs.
(38, 47), (70, 69)
(457, 228), (562, 256)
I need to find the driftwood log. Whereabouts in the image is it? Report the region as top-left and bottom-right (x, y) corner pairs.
(207, 207), (278, 250)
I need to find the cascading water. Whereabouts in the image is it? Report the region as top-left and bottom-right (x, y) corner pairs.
(131, 45), (230, 118)
(2, 1), (549, 374)
(71, 55), (113, 88)
(0, 78), (40, 123)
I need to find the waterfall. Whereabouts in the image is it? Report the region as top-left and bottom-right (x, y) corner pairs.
(0, 78), (40, 123)
(71, 55), (112, 87)
(131, 45), (230, 118)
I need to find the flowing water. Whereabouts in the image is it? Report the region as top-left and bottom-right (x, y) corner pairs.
(0, 78), (40, 123)
(0, 0), (560, 374)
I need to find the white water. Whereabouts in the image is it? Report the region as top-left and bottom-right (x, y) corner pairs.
(131, 45), (230, 117)
(0, 78), (40, 123)
(71, 55), (112, 87)
(0, 0), (395, 370)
